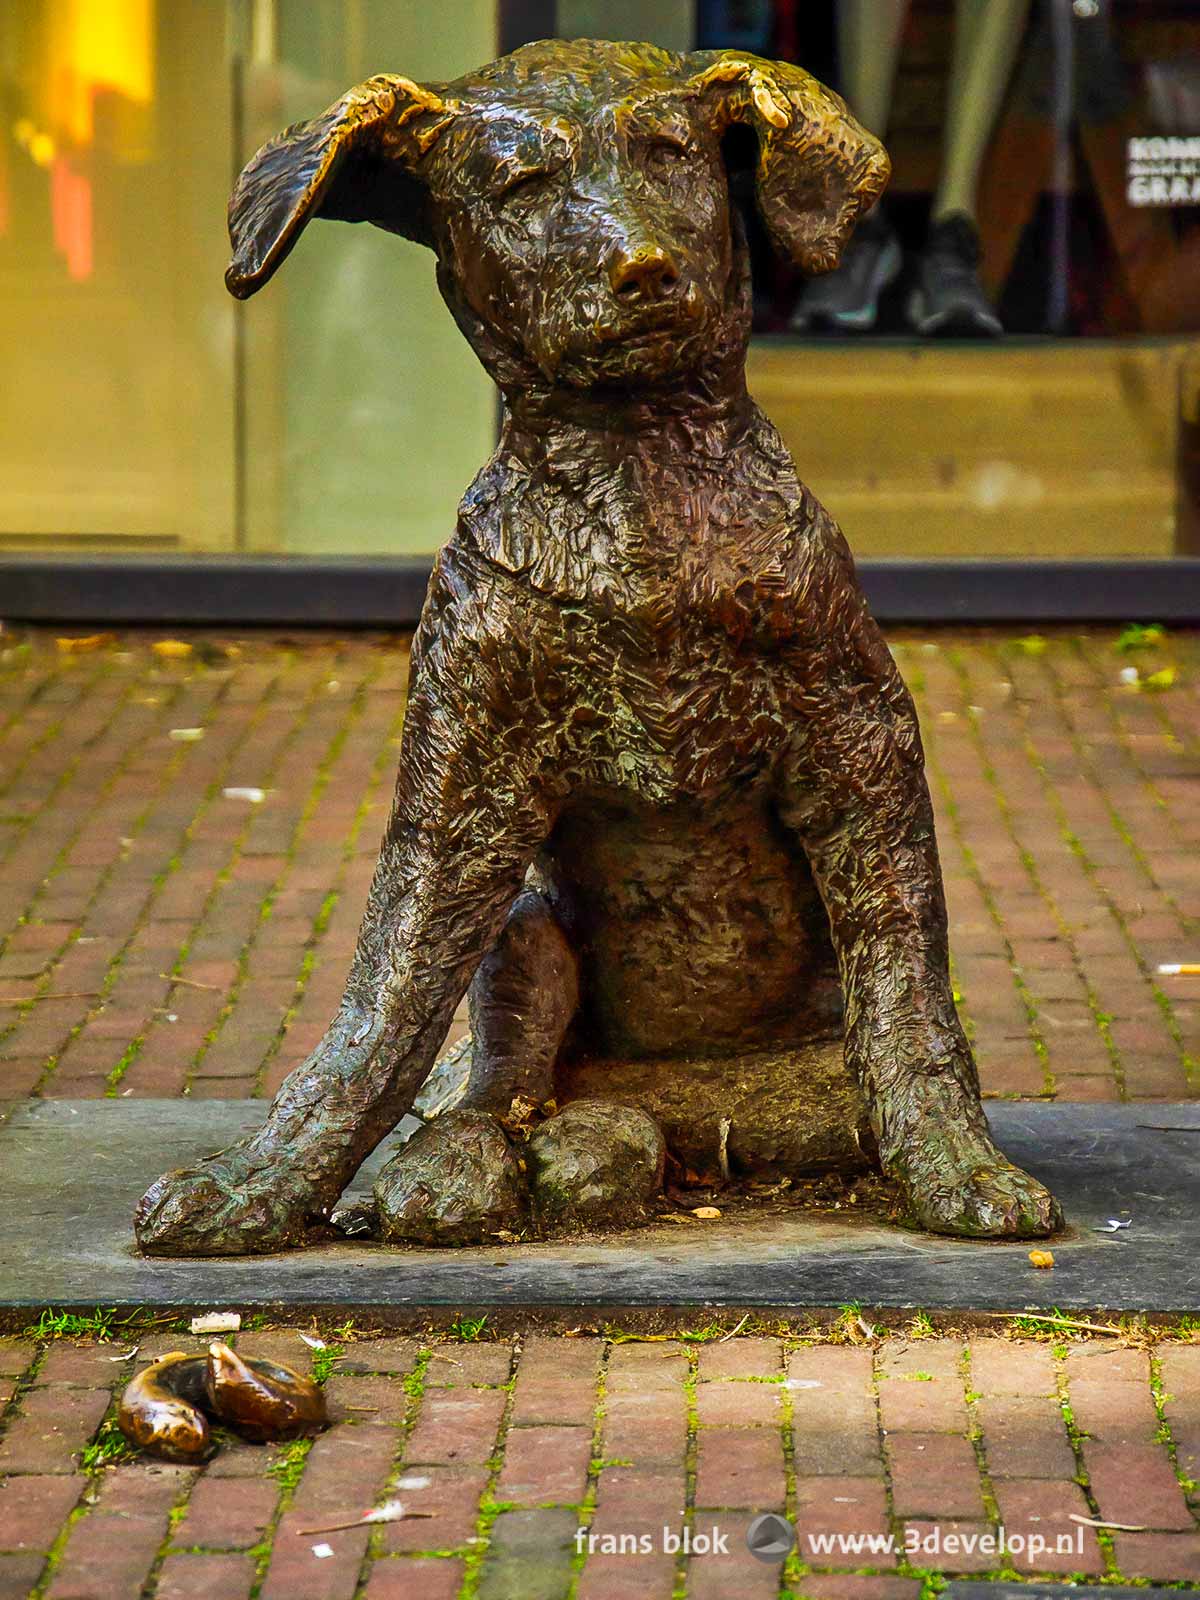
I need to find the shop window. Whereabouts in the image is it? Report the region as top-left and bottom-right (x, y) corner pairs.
(693, 1), (1200, 340)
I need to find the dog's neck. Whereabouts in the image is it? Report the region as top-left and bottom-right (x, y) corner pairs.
(499, 367), (756, 474)
(459, 352), (802, 614)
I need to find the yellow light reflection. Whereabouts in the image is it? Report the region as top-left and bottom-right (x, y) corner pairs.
(46, 0), (155, 148)
(5, 2), (158, 273)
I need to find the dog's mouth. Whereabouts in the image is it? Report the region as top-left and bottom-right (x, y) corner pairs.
(533, 279), (722, 385)
(595, 323), (677, 348)
(593, 281), (708, 348)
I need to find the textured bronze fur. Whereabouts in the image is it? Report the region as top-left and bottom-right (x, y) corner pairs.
(135, 39), (1062, 1255)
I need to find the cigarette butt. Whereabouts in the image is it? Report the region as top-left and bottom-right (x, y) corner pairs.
(1157, 964), (1200, 976)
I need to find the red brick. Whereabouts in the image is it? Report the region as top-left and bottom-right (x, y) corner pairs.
(509, 1379), (596, 1428)
(425, 1344), (511, 1387)
(0, 1385), (112, 1473)
(45, 1463), (187, 1600)
(877, 1372), (964, 1433)
(35, 1344), (127, 1387)
(516, 1334), (601, 1384)
(323, 1374), (407, 1425)
(288, 1425), (399, 1515)
(402, 1390), (506, 1468)
(380, 1466), (487, 1553)
(1114, 1530), (1200, 1580)
(605, 1345), (687, 1391)
(695, 1380), (781, 1427)
(697, 1338), (781, 1380)
(156, 1553), (257, 1600)
(886, 1433), (984, 1519)
(259, 1518), (370, 1600)
(1162, 1344), (1200, 1397)
(990, 1478), (1104, 1574)
(793, 1476), (895, 1569)
(0, 1474), (85, 1551)
(0, 1342), (35, 1379)
(685, 1511), (782, 1600)
(790, 1345), (881, 1475)
(975, 1393), (1076, 1479)
(496, 1425), (592, 1506)
(1065, 1345), (1160, 1446)
(968, 1338), (1057, 1396)
(600, 1391), (687, 1468)
(694, 1428), (785, 1510)
(0, 1554), (44, 1600)
(575, 1527), (677, 1600)
(333, 1340), (419, 1376)
(902, 1520), (998, 1573)
(1084, 1441), (1196, 1530)
(593, 1467), (685, 1521)
(203, 1434), (290, 1479)
(362, 1558), (464, 1599)
(797, 1580), (921, 1600)
(174, 1474), (278, 1548)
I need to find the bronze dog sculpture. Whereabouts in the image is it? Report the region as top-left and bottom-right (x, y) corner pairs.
(136, 39), (1062, 1254)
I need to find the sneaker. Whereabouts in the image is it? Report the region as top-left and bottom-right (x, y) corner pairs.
(789, 210), (902, 332)
(907, 213), (1004, 337)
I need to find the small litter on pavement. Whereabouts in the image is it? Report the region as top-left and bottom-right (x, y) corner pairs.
(190, 1312), (242, 1334)
(299, 1501), (436, 1535)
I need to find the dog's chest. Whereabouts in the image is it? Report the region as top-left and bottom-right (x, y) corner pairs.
(459, 420), (815, 643)
(541, 587), (811, 803)
(458, 417), (831, 800)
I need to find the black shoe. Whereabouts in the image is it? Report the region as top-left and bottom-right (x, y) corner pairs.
(908, 213), (1004, 337)
(790, 210), (902, 333)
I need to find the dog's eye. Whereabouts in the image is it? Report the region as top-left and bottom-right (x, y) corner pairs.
(497, 169), (551, 206)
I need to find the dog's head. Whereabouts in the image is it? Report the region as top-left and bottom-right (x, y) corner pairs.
(226, 39), (888, 390)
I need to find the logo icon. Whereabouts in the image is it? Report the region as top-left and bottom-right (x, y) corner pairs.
(745, 1512), (796, 1562)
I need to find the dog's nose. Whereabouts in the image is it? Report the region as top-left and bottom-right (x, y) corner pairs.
(608, 243), (680, 298)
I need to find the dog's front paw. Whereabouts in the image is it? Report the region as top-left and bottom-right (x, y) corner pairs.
(135, 1146), (315, 1256)
(897, 1138), (1062, 1239)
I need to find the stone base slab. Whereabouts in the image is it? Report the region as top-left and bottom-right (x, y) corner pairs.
(0, 1099), (1195, 1317)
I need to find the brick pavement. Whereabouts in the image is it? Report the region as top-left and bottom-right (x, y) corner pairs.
(0, 624), (1196, 1104)
(1, 625), (1199, 1593)
(0, 1327), (1197, 1598)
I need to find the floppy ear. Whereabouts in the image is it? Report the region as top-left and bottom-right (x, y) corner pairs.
(686, 50), (890, 276)
(226, 73), (457, 299)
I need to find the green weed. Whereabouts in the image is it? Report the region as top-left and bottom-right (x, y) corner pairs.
(26, 1307), (126, 1342)
(449, 1314), (490, 1342)
(80, 1417), (137, 1471)
(1114, 622), (1166, 652)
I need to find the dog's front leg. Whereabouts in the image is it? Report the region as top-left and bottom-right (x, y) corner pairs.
(776, 628), (1060, 1238)
(136, 556), (559, 1255)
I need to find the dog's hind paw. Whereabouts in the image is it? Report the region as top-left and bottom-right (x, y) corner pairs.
(135, 1148), (315, 1256)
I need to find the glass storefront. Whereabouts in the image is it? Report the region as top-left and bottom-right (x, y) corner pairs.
(0, 3), (235, 549)
(2, 0), (1197, 560)
(0, 0), (493, 556)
